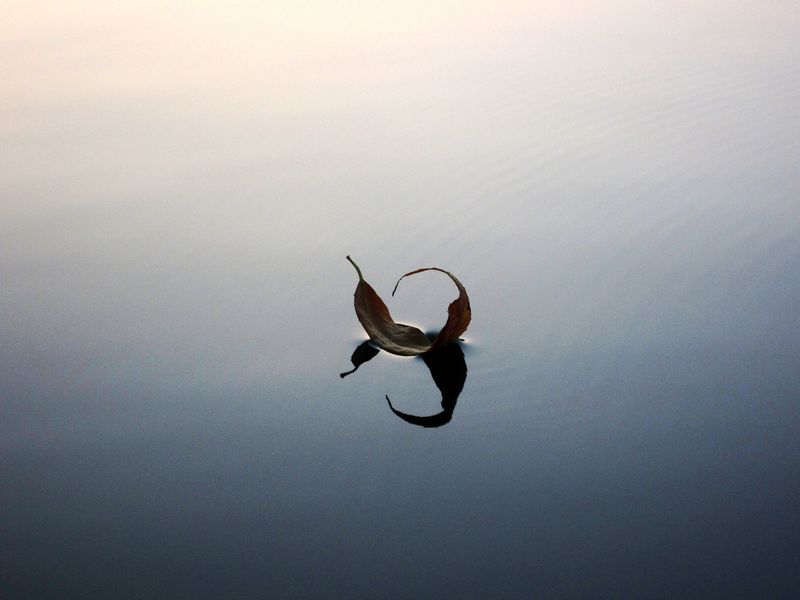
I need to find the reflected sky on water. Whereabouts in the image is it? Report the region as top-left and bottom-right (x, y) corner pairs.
(3, 1), (800, 597)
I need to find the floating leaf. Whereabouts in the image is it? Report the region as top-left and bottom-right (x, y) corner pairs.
(346, 256), (471, 356)
(392, 267), (471, 349)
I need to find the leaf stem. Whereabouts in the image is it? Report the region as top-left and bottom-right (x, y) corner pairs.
(345, 255), (363, 281)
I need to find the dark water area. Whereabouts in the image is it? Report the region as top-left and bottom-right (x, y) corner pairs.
(3, 2), (800, 598)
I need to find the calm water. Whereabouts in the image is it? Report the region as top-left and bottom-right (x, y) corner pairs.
(3, 2), (800, 598)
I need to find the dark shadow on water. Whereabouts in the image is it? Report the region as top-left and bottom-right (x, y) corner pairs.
(341, 340), (467, 428)
(339, 341), (380, 377)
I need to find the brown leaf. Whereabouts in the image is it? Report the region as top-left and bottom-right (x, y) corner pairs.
(346, 256), (471, 356)
(392, 266), (472, 350)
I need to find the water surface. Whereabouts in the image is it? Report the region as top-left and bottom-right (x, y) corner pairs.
(3, 2), (800, 597)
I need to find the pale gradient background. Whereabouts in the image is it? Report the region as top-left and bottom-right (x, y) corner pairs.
(3, 2), (800, 598)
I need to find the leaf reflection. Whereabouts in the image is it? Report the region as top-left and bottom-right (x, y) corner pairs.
(339, 340), (380, 378)
(340, 340), (467, 428)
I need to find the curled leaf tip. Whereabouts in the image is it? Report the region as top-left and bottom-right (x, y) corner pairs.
(391, 278), (404, 297)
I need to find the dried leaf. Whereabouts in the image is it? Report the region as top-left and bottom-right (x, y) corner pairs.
(346, 256), (471, 356)
(392, 267), (471, 350)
